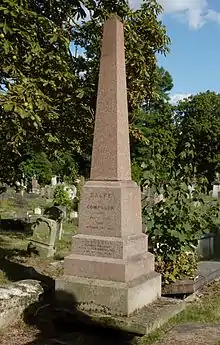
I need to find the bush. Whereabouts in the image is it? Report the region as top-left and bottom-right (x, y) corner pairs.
(143, 177), (220, 285)
(156, 251), (198, 285)
(53, 185), (71, 209)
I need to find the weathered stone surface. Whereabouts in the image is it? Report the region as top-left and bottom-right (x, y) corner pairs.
(56, 272), (161, 317)
(162, 278), (196, 295)
(77, 181), (142, 238)
(90, 17), (131, 181)
(0, 280), (43, 329)
(29, 217), (57, 257)
(72, 234), (148, 259)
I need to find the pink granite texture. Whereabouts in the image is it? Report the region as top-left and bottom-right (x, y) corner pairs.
(64, 180), (154, 282)
(90, 16), (131, 181)
(56, 16), (161, 316)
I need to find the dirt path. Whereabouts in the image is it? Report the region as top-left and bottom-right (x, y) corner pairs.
(154, 323), (220, 345)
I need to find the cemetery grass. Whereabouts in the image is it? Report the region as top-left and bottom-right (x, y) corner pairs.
(0, 220), (76, 285)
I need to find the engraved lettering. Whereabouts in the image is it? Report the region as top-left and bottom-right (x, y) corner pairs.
(86, 204), (114, 211)
(89, 192), (112, 199)
(77, 238), (117, 257)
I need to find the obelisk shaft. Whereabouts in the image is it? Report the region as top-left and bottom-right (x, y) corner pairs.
(90, 17), (131, 181)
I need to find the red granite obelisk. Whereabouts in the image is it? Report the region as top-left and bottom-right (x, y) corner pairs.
(56, 16), (161, 316)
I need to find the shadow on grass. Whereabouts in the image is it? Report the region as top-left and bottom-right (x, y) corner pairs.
(23, 289), (137, 345)
(0, 248), (54, 294)
(0, 218), (32, 235)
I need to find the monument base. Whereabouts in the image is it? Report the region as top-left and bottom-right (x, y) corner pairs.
(55, 271), (161, 316)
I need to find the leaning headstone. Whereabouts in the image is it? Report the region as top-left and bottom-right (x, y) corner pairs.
(29, 217), (57, 257)
(44, 206), (66, 240)
(56, 16), (161, 316)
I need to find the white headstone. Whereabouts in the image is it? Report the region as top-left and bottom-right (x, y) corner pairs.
(51, 176), (57, 186)
(213, 184), (220, 198)
(34, 207), (42, 215)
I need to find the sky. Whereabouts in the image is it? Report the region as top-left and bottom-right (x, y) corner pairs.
(130, 0), (220, 104)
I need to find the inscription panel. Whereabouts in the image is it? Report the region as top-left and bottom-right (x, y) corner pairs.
(73, 237), (123, 258)
(79, 187), (121, 237)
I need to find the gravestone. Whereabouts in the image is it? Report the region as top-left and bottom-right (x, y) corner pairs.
(44, 206), (66, 240)
(51, 176), (58, 186)
(29, 217), (57, 257)
(34, 207), (42, 215)
(70, 211), (78, 219)
(0, 192), (8, 201)
(30, 177), (40, 194)
(212, 181), (220, 198)
(56, 16), (161, 316)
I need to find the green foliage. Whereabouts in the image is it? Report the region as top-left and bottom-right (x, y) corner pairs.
(131, 83), (220, 284)
(154, 67), (174, 101)
(19, 152), (52, 184)
(143, 170), (220, 284)
(0, 0), (79, 181)
(175, 91), (220, 186)
(52, 151), (79, 184)
(156, 252), (198, 285)
(53, 185), (71, 208)
(131, 101), (176, 186)
(131, 161), (143, 185)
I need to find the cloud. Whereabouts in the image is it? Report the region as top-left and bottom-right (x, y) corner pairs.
(170, 93), (191, 105)
(130, 0), (220, 30)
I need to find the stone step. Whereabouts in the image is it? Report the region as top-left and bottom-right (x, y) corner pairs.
(64, 251), (154, 282)
(71, 233), (148, 259)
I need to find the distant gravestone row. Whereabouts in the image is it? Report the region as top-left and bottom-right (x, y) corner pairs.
(29, 176), (78, 201)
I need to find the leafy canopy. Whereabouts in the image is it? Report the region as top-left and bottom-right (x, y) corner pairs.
(175, 91), (220, 185)
(0, 0), (170, 182)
